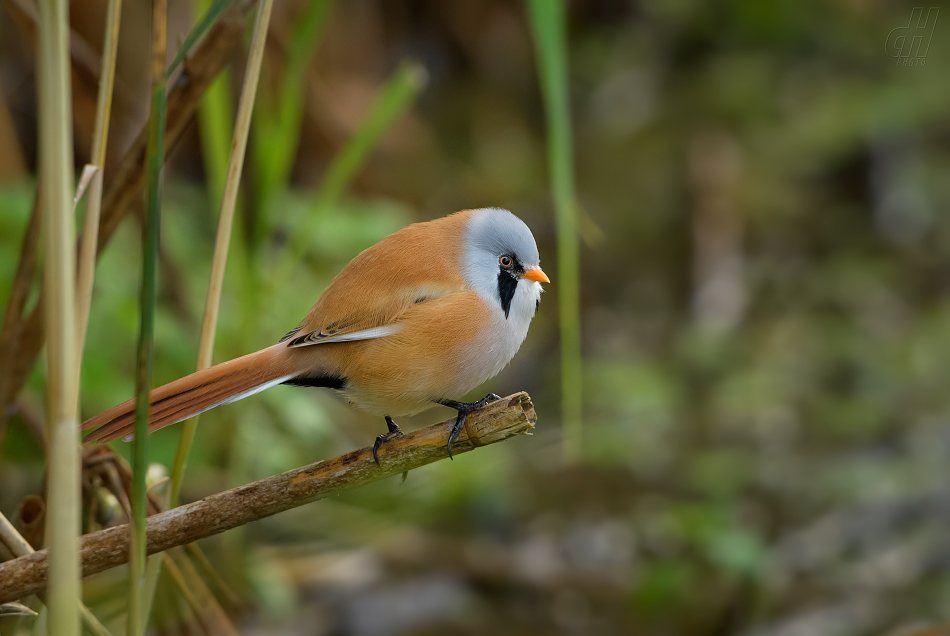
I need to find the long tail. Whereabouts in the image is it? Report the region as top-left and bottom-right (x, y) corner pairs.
(81, 343), (303, 443)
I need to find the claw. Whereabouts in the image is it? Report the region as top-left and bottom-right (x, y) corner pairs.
(440, 393), (502, 459)
(373, 416), (403, 466)
(447, 412), (466, 460)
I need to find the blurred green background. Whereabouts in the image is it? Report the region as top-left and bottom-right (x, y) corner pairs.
(2, 0), (950, 634)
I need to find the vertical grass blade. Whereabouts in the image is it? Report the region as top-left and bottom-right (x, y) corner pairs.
(525, 0), (583, 463)
(169, 0), (276, 506)
(314, 61), (427, 212)
(277, 61), (427, 278)
(75, 0), (123, 362)
(253, 0), (334, 215)
(36, 0), (80, 633)
(195, 70), (233, 208)
(191, 0), (235, 209)
(141, 2), (246, 623)
(167, 0), (233, 78)
(129, 1), (167, 633)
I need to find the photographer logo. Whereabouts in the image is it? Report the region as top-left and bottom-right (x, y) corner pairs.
(886, 7), (939, 66)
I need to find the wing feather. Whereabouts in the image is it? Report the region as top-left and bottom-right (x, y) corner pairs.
(287, 324), (403, 348)
(277, 211), (474, 349)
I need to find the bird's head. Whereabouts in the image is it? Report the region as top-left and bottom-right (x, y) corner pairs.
(461, 208), (549, 320)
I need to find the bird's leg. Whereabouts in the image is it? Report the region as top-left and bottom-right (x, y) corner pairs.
(372, 416), (404, 466)
(438, 393), (502, 459)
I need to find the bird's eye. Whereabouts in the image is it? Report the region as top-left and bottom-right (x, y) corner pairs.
(499, 256), (512, 267)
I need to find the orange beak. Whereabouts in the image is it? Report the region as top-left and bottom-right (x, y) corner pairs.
(523, 266), (550, 283)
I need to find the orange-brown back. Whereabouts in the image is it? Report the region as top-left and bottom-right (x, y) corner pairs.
(288, 210), (475, 343)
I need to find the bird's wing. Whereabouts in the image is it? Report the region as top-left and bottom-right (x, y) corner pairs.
(281, 323), (404, 347)
(282, 212), (472, 349)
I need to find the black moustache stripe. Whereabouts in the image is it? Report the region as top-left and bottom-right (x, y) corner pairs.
(497, 270), (518, 319)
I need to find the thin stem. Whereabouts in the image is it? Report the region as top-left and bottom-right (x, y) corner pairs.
(128, 1), (167, 633)
(142, 1), (260, 623)
(1, 11), (249, 421)
(166, 0), (233, 78)
(0, 511), (34, 556)
(0, 512), (112, 636)
(169, 0), (276, 507)
(525, 0), (583, 464)
(75, 0), (123, 361)
(36, 0), (80, 633)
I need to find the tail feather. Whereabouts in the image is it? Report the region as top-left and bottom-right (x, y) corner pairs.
(81, 344), (298, 444)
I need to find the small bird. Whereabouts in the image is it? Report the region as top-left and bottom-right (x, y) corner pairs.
(81, 208), (549, 461)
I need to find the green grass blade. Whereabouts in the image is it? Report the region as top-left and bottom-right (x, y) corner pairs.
(315, 61), (427, 211)
(192, 0), (236, 209)
(525, 0), (583, 463)
(129, 2), (168, 633)
(277, 60), (427, 279)
(253, 0), (334, 217)
(196, 72), (234, 209)
(166, 0), (233, 79)
(169, 0), (276, 507)
(138, 3), (236, 625)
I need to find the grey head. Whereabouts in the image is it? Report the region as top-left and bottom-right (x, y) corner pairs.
(461, 207), (548, 320)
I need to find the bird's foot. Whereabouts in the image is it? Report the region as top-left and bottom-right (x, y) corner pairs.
(438, 393), (502, 459)
(373, 416), (404, 466)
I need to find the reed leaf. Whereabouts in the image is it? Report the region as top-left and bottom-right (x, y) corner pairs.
(194, 76), (233, 210)
(167, 0), (233, 78)
(128, 1), (167, 633)
(140, 1), (253, 624)
(36, 0), (80, 632)
(75, 0), (122, 362)
(169, 0), (276, 506)
(525, 0), (583, 463)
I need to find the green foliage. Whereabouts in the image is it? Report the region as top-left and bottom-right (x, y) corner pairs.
(525, 0), (584, 462)
(252, 0), (335, 217)
(166, 0), (233, 78)
(4, 2), (950, 634)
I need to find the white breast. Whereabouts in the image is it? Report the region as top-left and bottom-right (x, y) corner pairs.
(452, 279), (541, 394)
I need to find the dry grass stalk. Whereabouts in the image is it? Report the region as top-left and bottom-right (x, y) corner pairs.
(159, 553), (207, 629)
(0, 511), (112, 636)
(170, 0), (276, 505)
(36, 0), (81, 632)
(171, 548), (241, 636)
(185, 542), (242, 609)
(0, 11), (248, 431)
(75, 0), (123, 360)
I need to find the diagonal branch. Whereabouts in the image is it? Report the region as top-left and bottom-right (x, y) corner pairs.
(0, 392), (537, 605)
